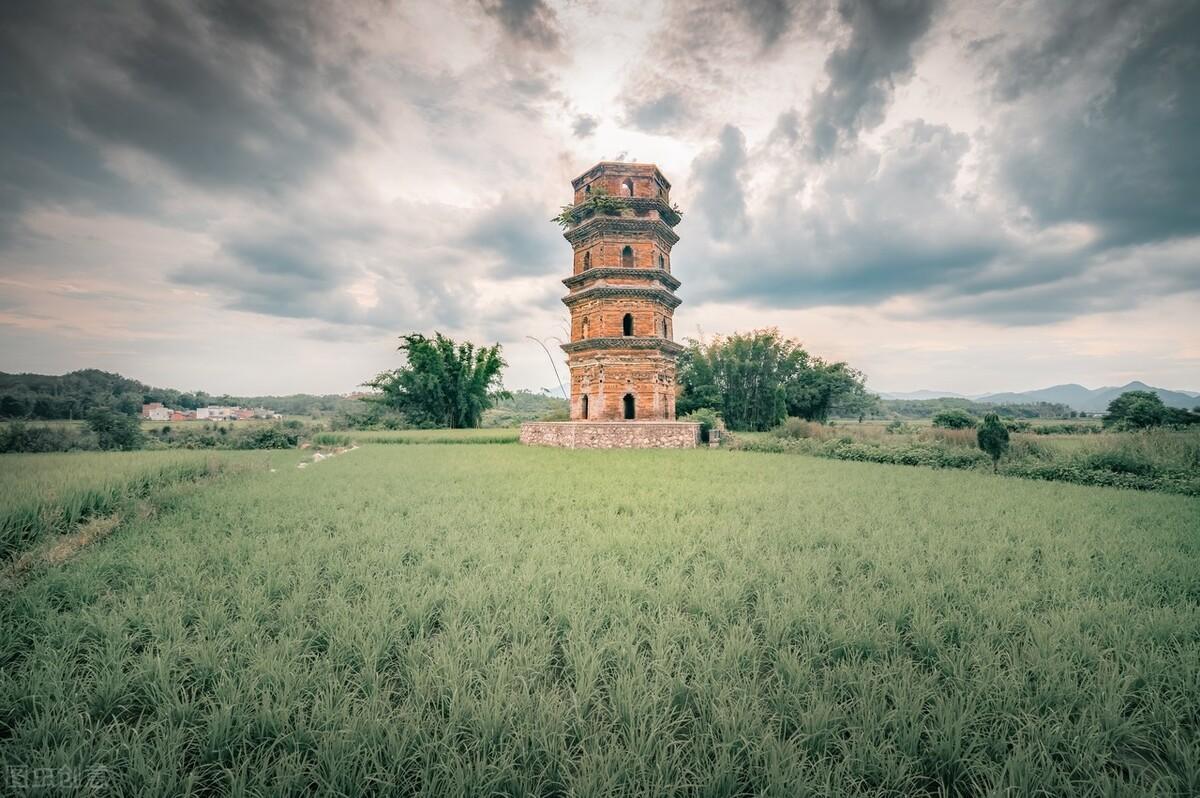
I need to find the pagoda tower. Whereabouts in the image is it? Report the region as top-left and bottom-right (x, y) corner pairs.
(559, 162), (684, 421)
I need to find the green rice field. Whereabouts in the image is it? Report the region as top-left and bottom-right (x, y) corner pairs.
(0, 450), (278, 563)
(1, 443), (1197, 795)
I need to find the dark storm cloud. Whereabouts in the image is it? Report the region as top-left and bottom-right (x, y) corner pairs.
(624, 93), (691, 134)
(690, 126), (750, 241)
(478, 0), (562, 49)
(617, 0), (823, 136)
(173, 213), (474, 332)
(986, 0), (1133, 102)
(684, 120), (1013, 312)
(572, 115), (599, 138)
(173, 226), (351, 323)
(462, 202), (563, 277)
(738, 0), (796, 50)
(0, 0), (363, 242)
(806, 0), (939, 159)
(989, 0), (1200, 248)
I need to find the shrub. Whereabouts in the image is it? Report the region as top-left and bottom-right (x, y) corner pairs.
(86, 408), (144, 451)
(0, 422), (96, 453)
(977, 413), (1010, 473)
(931, 409), (975, 429)
(237, 425), (300, 450)
(1084, 450), (1157, 477)
(310, 432), (353, 448)
(773, 417), (821, 440)
(682, 408), (722, 443)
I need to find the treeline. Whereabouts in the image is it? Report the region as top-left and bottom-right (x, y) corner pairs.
(0, 369), (355, 419)
(881, 397), (1075, 420)
(677, 329), (874, 431)
(1, 411), (313, 453)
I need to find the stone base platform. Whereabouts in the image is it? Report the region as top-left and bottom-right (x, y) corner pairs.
(520, 421), (701, 449)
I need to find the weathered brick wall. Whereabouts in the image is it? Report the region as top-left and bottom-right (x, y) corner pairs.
(572, 163), (670, 204)
(520, 422), (699, 449)
(567, 350), (677, 420)
(570, 299), (672, 339)
(573, 240), (669, 272)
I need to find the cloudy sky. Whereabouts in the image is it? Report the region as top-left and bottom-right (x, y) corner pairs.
(1, 0), (1197, 396)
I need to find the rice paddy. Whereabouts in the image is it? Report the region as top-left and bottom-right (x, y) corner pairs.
(0, 450), (277, 563)
(1, 443), (1197, 795)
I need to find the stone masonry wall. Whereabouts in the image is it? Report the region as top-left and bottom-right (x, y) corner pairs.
(520, 422), (699, 449)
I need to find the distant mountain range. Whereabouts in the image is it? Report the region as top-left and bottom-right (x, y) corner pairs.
(877, 382), (1200, 413)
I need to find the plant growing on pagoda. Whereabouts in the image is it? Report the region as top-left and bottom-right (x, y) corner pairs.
(551, 185), (626, 228)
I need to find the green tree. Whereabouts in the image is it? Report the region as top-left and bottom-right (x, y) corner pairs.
(86, 407), (144, 450)
(366, 332), (510, 428)
(977, 412), (1010, 473)
(932, 408), (976, 429)
(791, 362), (874, 422)
(676, 329), (869, 431)
(1104, 390), (1167, 429)
(0, 395), (27, 418)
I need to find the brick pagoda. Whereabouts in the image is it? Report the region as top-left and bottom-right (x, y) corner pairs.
(520, 162), (699, 448)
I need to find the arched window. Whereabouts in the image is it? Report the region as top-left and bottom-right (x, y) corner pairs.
(582, 251), (591, 270)
(621, 245), (633, 268)
(581, 394), (589, 419)
(622, 179), (633, 197)
(584, 184), (592, 195)
(659, 317), (667, 337)
(623, 393), (635, 419)
(581, 316), (589, 338)
(622, 313), (633, 336)
(657, 253), (664, 269)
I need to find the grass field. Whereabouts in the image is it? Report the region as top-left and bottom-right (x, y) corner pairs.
(1, 444), (1197, 795)
(346, 428), (520, 444)
(0, 450), (279, 563)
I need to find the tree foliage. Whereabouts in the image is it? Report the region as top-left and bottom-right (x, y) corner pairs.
(0, 368), (352, 420)
(365, 333), (510, 429)
(1104, 390), (1167, 429)
(86, 407), (144, 451)
(676, 329), (871, 431)
(976, 412), (1010, 472)
(931, 409), (976, 429)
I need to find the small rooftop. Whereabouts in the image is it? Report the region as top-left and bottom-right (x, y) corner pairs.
(571, 161), (671, 190)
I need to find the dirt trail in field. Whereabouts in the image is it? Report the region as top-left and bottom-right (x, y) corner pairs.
(0, 513), (123, 591)
(297, 444), (359, 469)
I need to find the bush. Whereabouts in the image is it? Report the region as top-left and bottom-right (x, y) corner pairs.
(1084, 450), (1157, 477)
(0, 422), (96, 453)
(774, 417), (820, 439)
(86, 408), (144, 451)
(931, 409), (975, 429)
(310, 432), (353, 448)
(977, 413), (1010, 472)
(237, 425), (300, 450)
(683, 408), (722, 443)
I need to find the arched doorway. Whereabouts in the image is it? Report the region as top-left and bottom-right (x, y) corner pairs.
(622, 245), (634, 268)
(623, 393), (635, 419)
(622, 313), (633, 336)
(581, 394), (589, 419)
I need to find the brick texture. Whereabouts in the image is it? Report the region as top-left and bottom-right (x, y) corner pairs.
(557, 162), (684, 423)
(520, 422), (700, 449)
